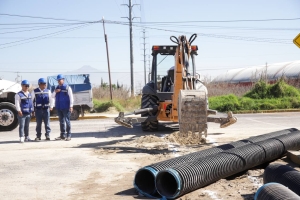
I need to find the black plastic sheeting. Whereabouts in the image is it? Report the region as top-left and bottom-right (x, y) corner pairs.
(263, 163), (300, 196)
(255, 182), (300, 200)
(155, 131), (300, 199)
(133, 128), (298, 197)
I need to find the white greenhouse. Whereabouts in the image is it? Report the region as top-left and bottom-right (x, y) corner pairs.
(213, 60), (300, 84)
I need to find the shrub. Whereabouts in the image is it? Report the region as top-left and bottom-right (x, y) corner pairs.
(209, 94), (240, 112)
(244, 80), (270, 99)
(239, 97), (258, 110)
(269, 79), (300, 98)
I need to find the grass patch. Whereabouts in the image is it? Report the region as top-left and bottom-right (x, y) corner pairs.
(209, 95), (300, 112)
(209, 94), (240, 112)
(209, 79), (300, 112)
(93, 97), (141, 113)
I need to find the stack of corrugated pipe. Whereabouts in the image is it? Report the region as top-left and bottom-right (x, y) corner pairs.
(133, 128), (300, 199)
(255, 163), (300, 200)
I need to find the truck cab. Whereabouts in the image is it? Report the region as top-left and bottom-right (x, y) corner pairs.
(0, 79), (21, 131)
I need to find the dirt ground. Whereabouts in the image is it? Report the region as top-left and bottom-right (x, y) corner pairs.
(92, 133), (300, 200)
(1, 112), (300, 200)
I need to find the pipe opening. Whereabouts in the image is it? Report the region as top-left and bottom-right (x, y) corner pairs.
(156, 171), (179, 198)
(134, 169), (156, 194)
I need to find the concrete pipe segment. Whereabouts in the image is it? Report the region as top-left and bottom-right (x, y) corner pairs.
(263, 163), (300, 196)
(255, 182), (300, 200)
(134, 128), (298, 198)
(155, 131), (300, 199)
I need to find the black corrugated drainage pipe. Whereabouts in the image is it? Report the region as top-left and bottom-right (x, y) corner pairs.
(155, 131), (300, 199)
(133, 128), (298, 198)
(263, 163), (300, 196)
(254, 182), (300, 200)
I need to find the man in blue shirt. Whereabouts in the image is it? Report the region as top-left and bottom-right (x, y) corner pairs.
(31, 78), (54, 141)
(52, 74), (74, 141)
(15, 80), (34, 143)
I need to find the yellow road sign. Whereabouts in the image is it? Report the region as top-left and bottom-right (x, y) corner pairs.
(293, 33), (300, 48)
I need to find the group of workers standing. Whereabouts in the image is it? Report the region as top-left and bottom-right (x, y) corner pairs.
(15, 74), (74, 143)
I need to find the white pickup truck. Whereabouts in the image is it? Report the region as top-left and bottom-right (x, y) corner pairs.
(0, 79), (21, 131)
(47, 74), (94, 120)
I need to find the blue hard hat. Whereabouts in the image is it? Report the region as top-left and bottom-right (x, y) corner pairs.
(21, 80), (30, 85)
(38, 78), (46, 84)
(57, 74), (64, 80)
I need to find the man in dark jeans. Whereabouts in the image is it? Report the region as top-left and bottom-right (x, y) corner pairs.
(15, 80), (34, 143)
(31, 78), (54, 141)
(52, 74), (74, 141)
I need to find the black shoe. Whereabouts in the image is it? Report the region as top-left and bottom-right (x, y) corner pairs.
(35, 137), (41, 141)
(45, 136), (50, 141)
(65, 137), (71, 141)
(55, 136), (65, 140)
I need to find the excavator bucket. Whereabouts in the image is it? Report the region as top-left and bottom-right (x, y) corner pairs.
(178, 89), (208, 139)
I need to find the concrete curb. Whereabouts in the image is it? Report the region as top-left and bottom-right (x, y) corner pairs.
(29, 109), (300, 122)
(30, 115), (109, 122)
(233, 109), (300, 114)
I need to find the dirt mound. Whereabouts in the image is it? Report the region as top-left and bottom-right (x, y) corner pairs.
(165, 131), (206, 145)
(134, 135), (165, 143)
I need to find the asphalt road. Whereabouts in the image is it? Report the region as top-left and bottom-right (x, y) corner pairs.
(0, 112), (299, 200)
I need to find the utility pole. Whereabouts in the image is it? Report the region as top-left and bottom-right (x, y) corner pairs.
(102, 17), (113, 101)
(148, 54), (151, 82)
(122, 0), (139, 97)
(142, 29), (147, 85)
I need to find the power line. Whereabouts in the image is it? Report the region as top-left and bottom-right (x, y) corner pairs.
(131, 17), (300, 23)
(2, 13), (299, 23)
(0, 22), (90, 25)
(0, 13), (90, 22)
(0, 23), (97, 49)
(0, 70), (147, 73)
(0, 23), (82, 35)
(0, 24), (83, 30)
(105, 20), (291, 44)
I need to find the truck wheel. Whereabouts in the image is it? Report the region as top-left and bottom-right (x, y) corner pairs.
(141, 94), (159, 131)
(70, 109), (79, 120)
(0, 102), (19, 132)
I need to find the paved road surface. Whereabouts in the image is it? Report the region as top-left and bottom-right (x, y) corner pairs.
(0, 112), (299, 200)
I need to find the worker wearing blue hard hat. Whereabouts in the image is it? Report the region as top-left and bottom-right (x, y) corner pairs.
(57, 74), (64, 81)
(15, 80), (34, 143)
(52, 74), (74, 141)
(31, 78), (54, 141)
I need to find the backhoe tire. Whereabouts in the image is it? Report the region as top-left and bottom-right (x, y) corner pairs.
(141, 94), (159, 131)
(0, 102), (19, 132)
(70, 109), (80, 120)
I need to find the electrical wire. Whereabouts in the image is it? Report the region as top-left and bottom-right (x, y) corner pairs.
(0, 23), (85, 35)
(0, 70), (146, 73)
(0, 23), (97, 49)
(0, 13), (90, 22)
(105, 20), (291, 44)
(2, 13), (299, 23)
(131, 17), (300, 23)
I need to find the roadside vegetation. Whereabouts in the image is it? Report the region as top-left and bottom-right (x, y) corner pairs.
(92, 84), (141, 113)
(209, 79), (300, 112)
(92, 78), (300, 113)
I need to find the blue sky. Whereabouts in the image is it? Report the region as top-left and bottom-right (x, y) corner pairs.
(0, 0), (299, 91)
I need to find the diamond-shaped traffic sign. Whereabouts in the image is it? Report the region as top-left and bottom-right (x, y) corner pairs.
(293, 33), (300, 48)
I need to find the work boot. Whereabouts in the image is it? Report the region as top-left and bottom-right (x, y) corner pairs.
(20, 137), (24, 143)
(25, 136), (32, 142)
(35, 137), (41, 142)
(220, 111), (237, 128)
(55, 136), (65, 140)
(65, 137), (71, 141)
